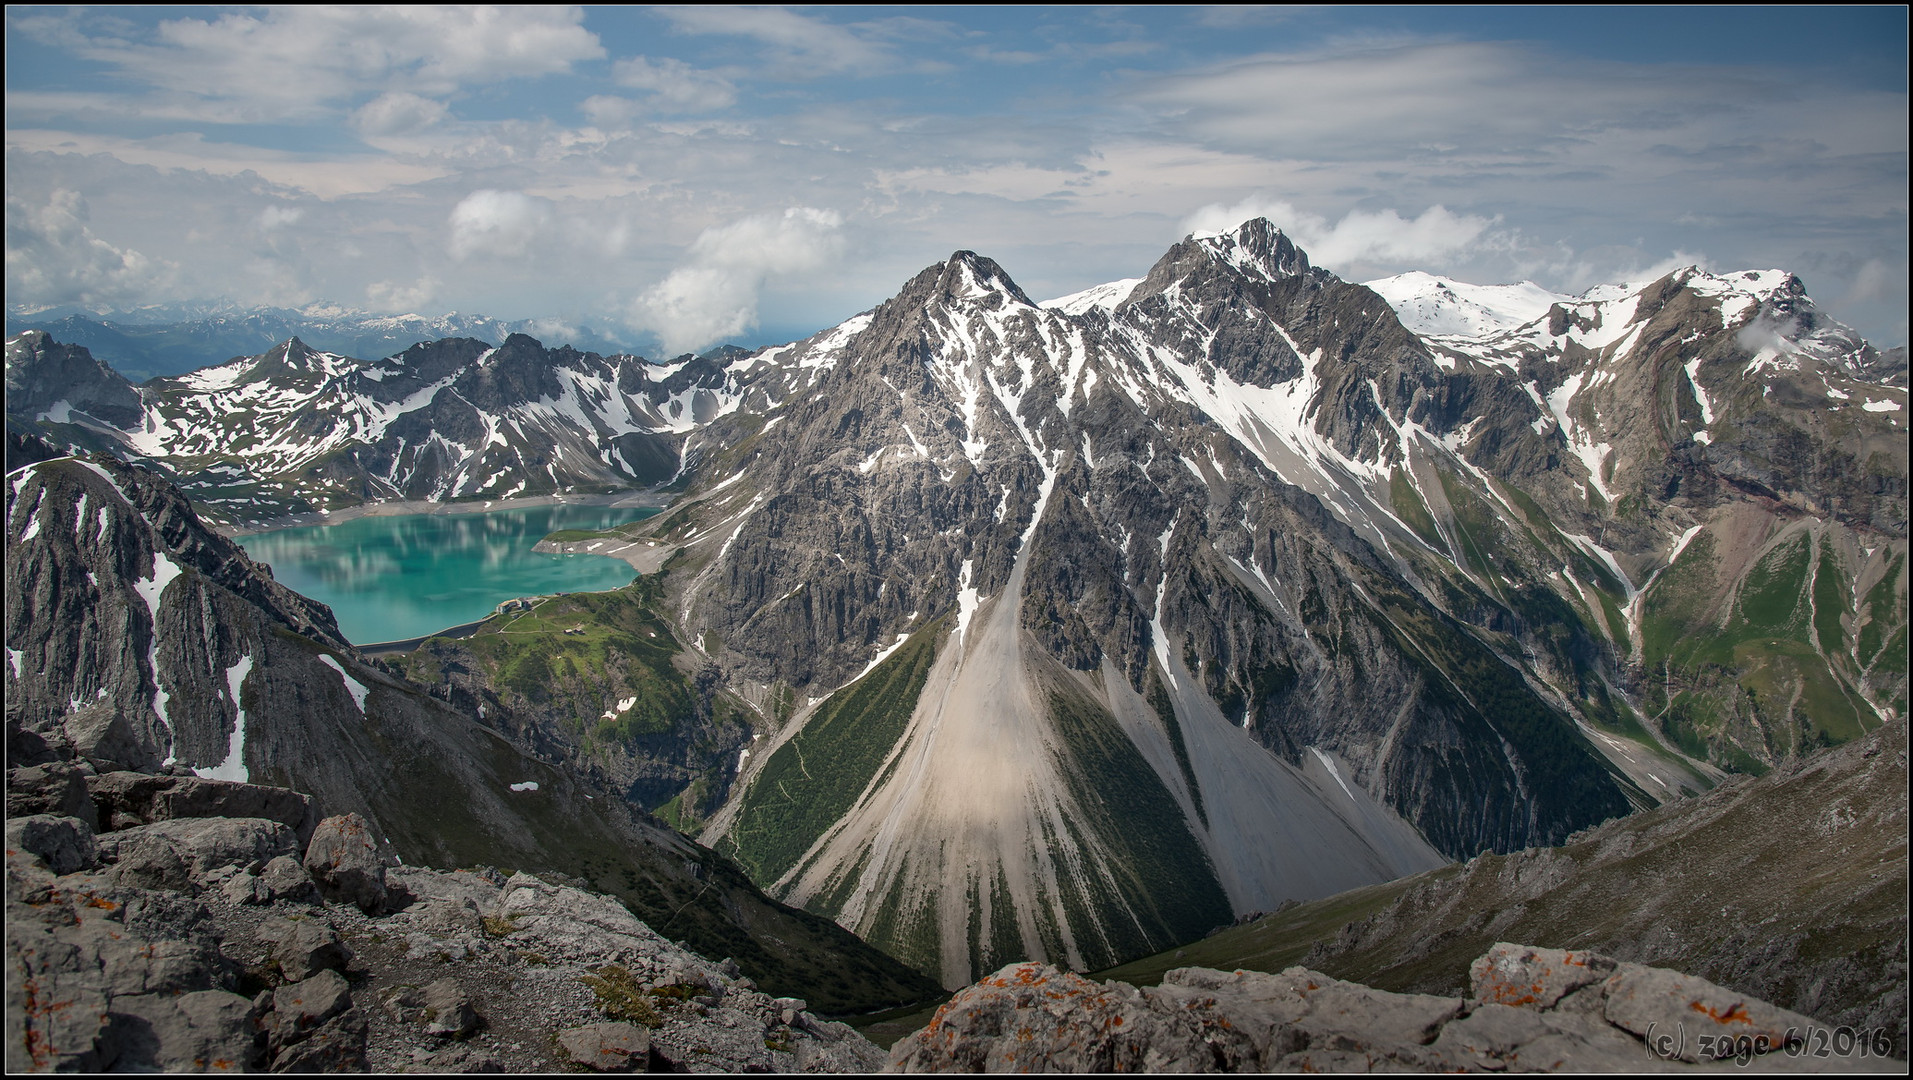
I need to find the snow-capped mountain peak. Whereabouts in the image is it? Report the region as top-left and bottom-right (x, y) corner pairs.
(1189, 218), (1313, 282)
(1362, 271), (1571, 338)
(1040, 278), (1143, 316)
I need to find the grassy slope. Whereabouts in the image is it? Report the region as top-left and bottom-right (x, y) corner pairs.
(1641, 528), (1900, 772)
(715, 620), (943, 886)
(1036, 682), (1234, 969)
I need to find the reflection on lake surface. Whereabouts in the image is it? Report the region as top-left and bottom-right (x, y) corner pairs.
(237, 504), (657, 644)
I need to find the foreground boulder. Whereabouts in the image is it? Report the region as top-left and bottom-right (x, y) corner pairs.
(302, 812), (387, 913)
(5, 813), (99, 875)
(889, 946), (1901, 1072)
(557, 1022), (649, 1071)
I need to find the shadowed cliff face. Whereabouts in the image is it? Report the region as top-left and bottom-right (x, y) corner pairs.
(4, 451), (940, 1014)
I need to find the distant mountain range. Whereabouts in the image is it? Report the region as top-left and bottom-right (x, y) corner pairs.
(3, 302), (635, 382)
(7, 219), (1906, 991)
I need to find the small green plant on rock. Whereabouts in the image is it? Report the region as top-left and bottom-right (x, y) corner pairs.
(648, 982), (699, 1003)
(579, 964), (664, 1026)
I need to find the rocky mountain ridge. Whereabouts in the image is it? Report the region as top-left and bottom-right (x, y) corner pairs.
(7, 218), (1906, 993)
(607, 221), (1901, 985)
(19, 761), (1890, 1073)
(5, 330), (755, 527)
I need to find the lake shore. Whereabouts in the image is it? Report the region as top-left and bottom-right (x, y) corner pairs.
(532, 535), (681, 574)
(215, 489), (676, 538)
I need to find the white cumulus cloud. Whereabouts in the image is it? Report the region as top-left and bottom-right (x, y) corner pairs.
(5, 188), (174, 309)
(449, 190), (552, 260)
(634, 207), (846, 354)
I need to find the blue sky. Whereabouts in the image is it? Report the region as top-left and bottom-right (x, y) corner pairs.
(6, 6), (1907, 352)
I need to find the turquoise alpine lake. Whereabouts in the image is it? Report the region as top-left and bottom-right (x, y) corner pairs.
(236, 504), (658, 645)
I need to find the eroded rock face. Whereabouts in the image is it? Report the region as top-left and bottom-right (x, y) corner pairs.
(888, 949), (1893, 1073)
(5, 847), (257, 1072)
(98, 816), (299, 891)
(259, 916), (351, 982)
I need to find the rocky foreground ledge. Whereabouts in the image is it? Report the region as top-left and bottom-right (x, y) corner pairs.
(8, 760), (1902, 1073)
(5, 763), (882, 1073)
(892, 953), (1902, 1073)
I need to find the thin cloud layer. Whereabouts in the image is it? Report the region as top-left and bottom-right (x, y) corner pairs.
(610, 56), (738, 113)
(25, 6), (603, 120)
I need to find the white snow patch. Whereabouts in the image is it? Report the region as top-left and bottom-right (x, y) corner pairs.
(1544, 372), (1614, 504)
(509, 781), (540, 792)
(1863, 399), (1901, 412)
(850, 633), (909, 684)
(703, 470), (747, 495)
(195, 656), (253, 783)
(953, 559), (980, 648)
(316, 654), (370, 713)
(1683, 357), (1715, 424)
(1308, 747), (1357, 801)
(1667, 525), (1704, 567)
(1564, 532), (1635, 596)
(1364, 272), (1569, 338)
(133, 551), (184, 628)
(1042, 277), (1142, 315)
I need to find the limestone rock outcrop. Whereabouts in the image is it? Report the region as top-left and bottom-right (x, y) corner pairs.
(889, 947), (1899, 1073)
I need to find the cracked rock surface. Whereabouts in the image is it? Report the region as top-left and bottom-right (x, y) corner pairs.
(889, 947), (1901, 1073)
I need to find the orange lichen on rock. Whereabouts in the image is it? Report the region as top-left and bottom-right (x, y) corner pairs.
(1688, 999), (1754, 1026)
